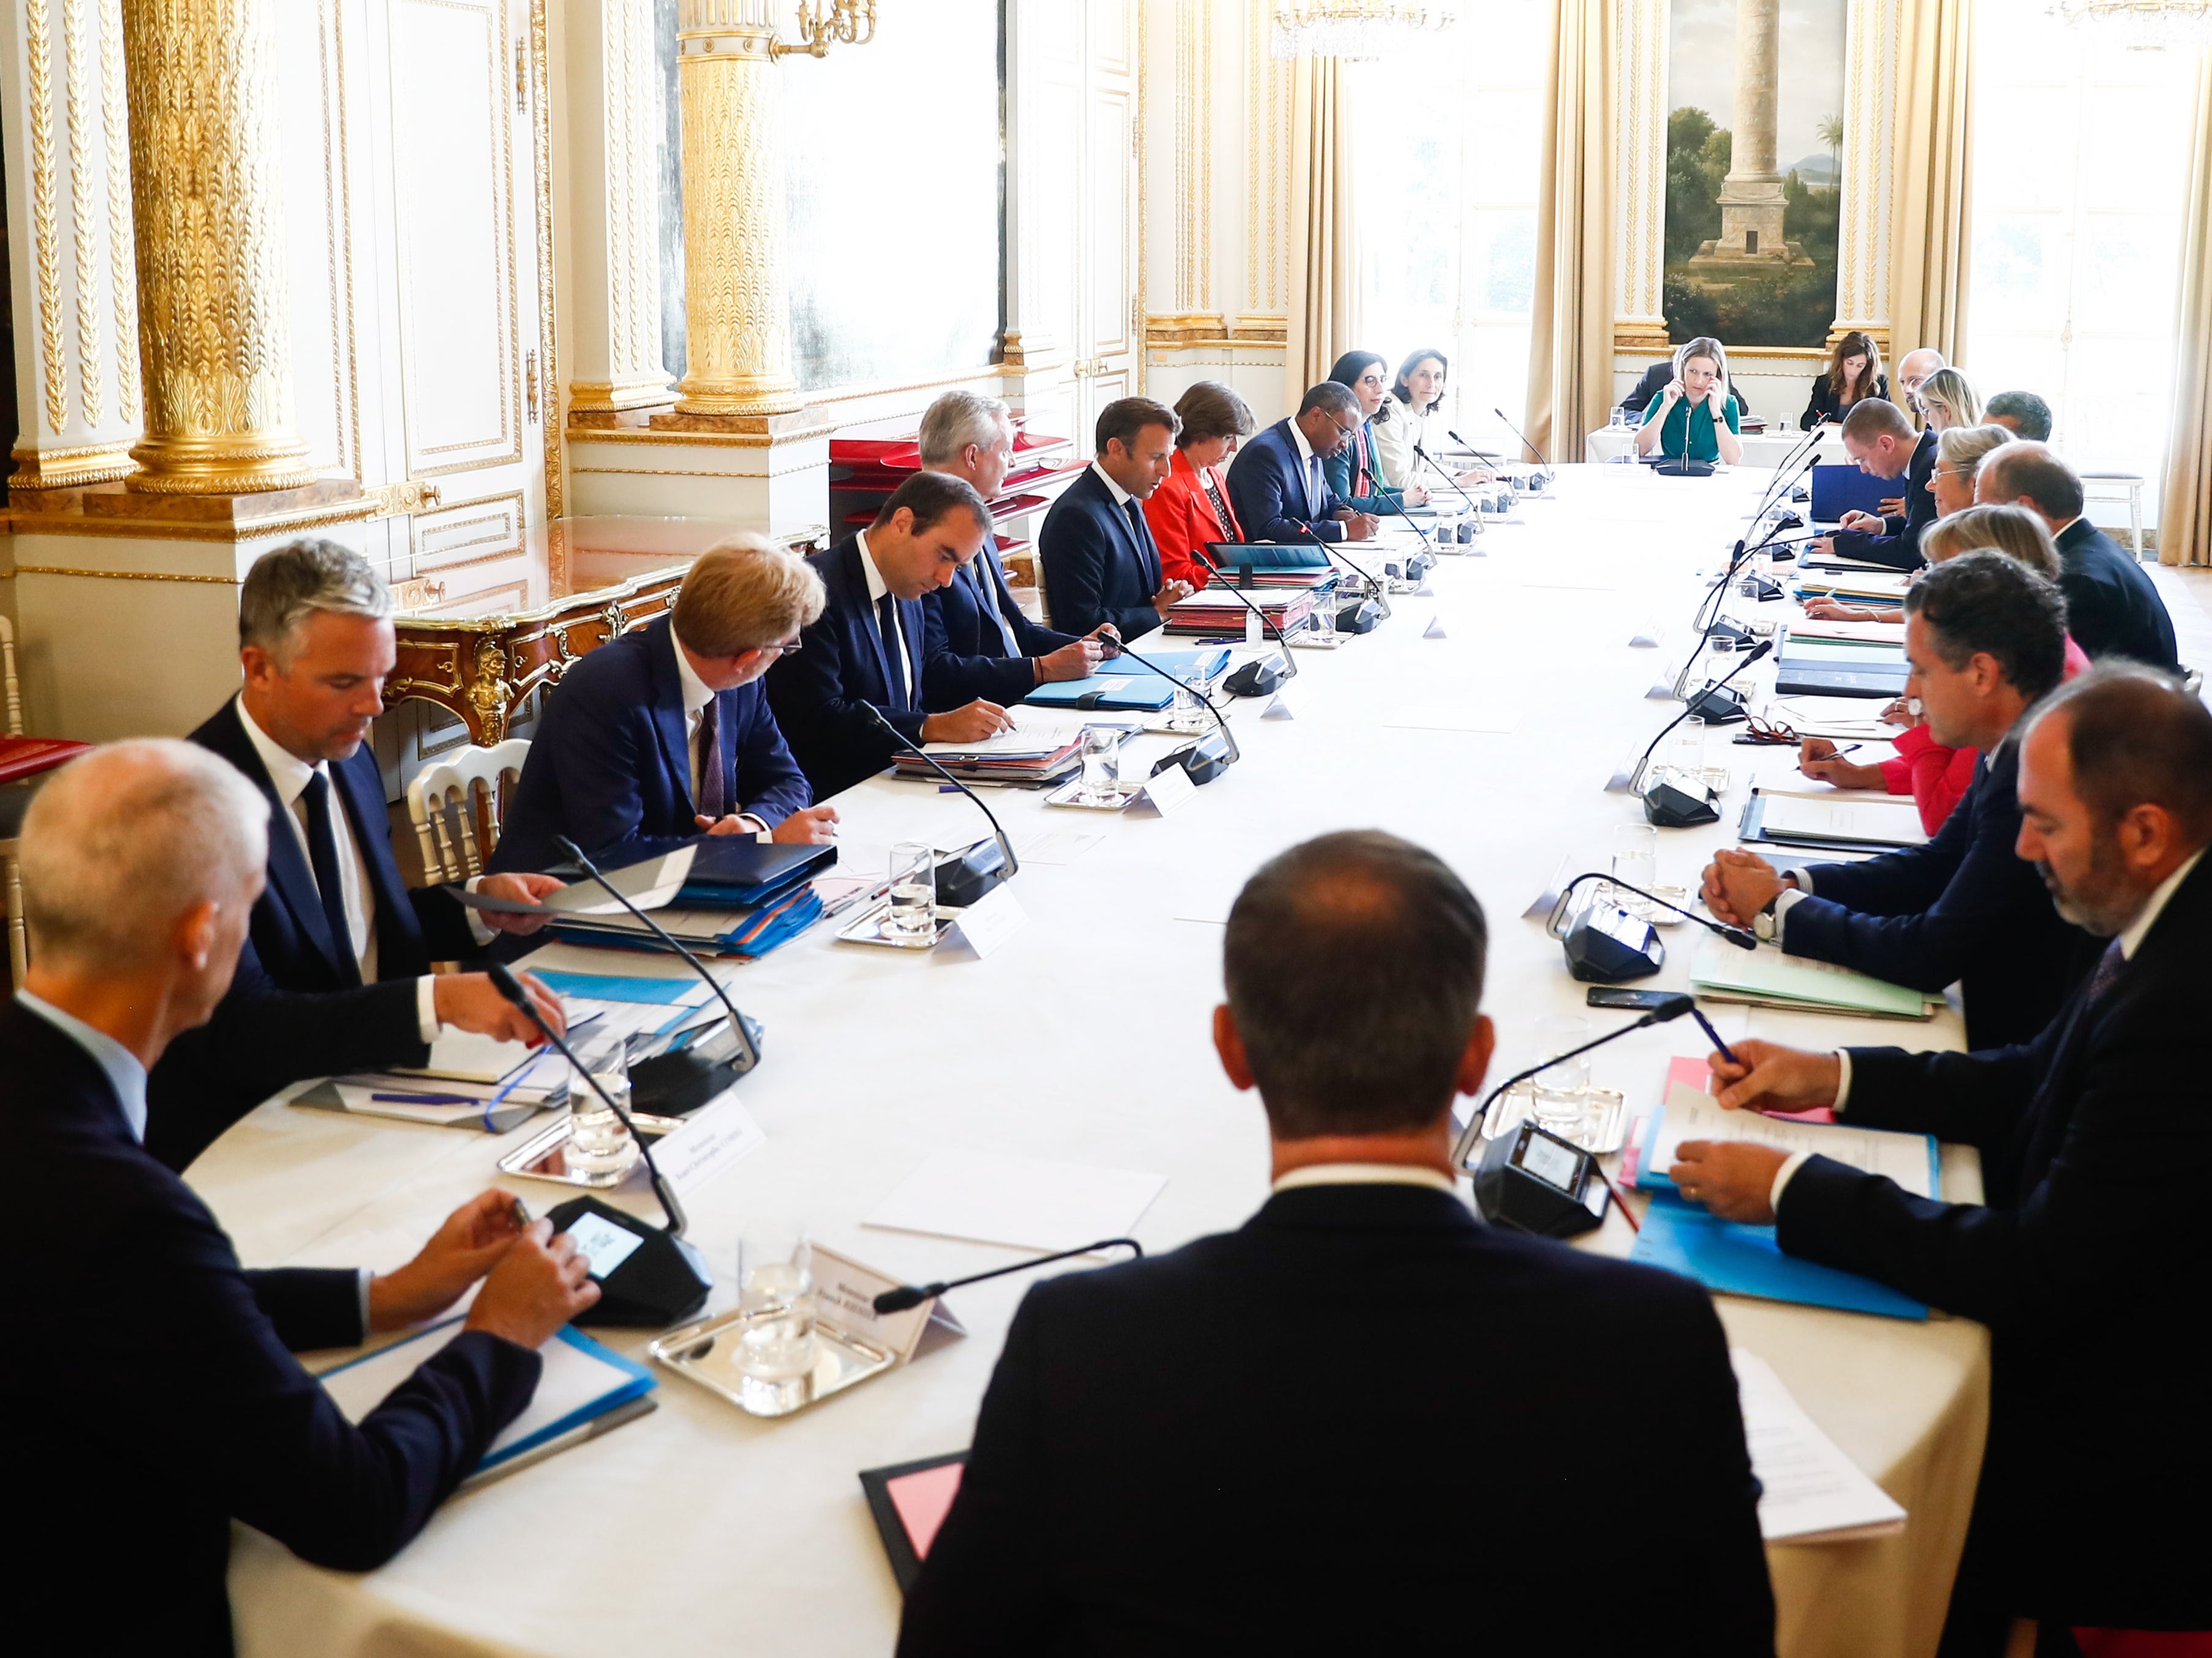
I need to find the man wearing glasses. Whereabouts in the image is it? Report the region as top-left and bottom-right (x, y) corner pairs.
(1225, 381), (1383, 547)
(490, 534), (837, 875)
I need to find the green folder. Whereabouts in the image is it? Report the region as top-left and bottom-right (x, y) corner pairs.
(1689, 935), (1936, 1020)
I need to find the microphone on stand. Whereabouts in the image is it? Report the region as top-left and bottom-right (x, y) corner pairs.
(1545, 872), (1757, 952)
(860, 704), (1021, 907)
(487, 961), (715, 1326)
(1279, 521), (1389, 628)
(871, 1238), (1144, 1315)
(1413, 442), (1488, 545)
(1369, 481), (1441, 580)
(1185, 545), (1296, 697)
(1098, 628), (1241, 785)
(1474, 416), (1552, 491)
(1626, 640), (1773, 810)
(1451, 993), (1700, 1170)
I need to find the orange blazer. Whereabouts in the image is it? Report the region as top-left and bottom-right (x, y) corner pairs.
(1142, 449), (1244, 591)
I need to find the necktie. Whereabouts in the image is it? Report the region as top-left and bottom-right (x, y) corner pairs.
(877, 594), (912, 711)
(975, 557), (1019, 654)
(1306, 455), (1324, 516)
(695, 693), (729, 821)
(1125, 500), (1160, 588)
(2085, 937), (2126, 1004)
(300, 770), (362, 987)
(1202, 471), (1236, 540)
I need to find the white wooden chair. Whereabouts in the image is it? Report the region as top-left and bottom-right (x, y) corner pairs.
(406, 739), (531, 883)
(2078, 471), (2147, 559)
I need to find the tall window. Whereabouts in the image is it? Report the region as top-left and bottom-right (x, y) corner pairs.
(1347, 0), (1548, 451)
(1966, 6), (2201, 501)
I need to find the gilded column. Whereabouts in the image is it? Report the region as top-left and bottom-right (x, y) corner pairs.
(656, 0), (803, 422)
(118, 0), (317, 494)
(1612, 0), (1671, 353)
(1829, 0), (1900, 352)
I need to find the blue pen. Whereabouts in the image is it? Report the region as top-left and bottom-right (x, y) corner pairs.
(1688, 1006), (1742, 1069)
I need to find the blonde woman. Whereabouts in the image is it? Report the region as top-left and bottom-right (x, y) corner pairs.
(1634, 337), (1743, 466)
(1916, 367), (1983, 434)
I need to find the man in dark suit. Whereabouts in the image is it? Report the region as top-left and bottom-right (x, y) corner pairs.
(9, 737), (598, 1657)
(1674, 665), (2212, 1654)
(1037, 395), (1192, 640)
(914, 389), (1112, 704)
(767, 471), (1014, 801)
(490, 536), (834, 874)
(1978, 442), (2180, 670)
(1702, 554), (2099, 1050)
(900, 830), (1774, 1656)
(1812, 397), (1935, 572)
(146, 540), (568, 1172)
(1224, 380), (1383, 545)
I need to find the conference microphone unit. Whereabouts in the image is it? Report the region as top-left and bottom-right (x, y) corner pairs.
(861, 703), (1020, 907)
(1544, 871), (1757, 975)
(1186, 545), (1296, 696)
(1099, 627), (1241, 784)
(486, 962), (714, 1327)
(1473, 415), (1552, 492)
(1413, 441), (1488, 540)
(1627, 638), (1771, 801)
(870, 1238), (1144, 1316)
(1451, 995), (1712, 1237)
(1370, 481), (1440, 580)
(1281, 521), (1389, 630)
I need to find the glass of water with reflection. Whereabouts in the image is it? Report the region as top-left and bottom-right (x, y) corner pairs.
(885, 841), (935, 938)
(1531, 1015), (1591, 1140)
(1611, 822), (1659, 920)
(735, 1236), (817, 1413)
(1307, 592), (1337, 647)
(1076, 726), (1123, 803)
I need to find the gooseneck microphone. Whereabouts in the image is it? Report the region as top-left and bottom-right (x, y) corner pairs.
(861, 702), (1020, 907)
(870, 1238), (1144, 1315)
(1100, 628), (1241, 783)
(1475, 416), (1552, 487)
(1546, 871), (1757, 952)
(553, 833), (762, 1074)
(1284, 519), (1391, 625)
(1630, 639), (1772, 792)
(1449, 995), (1700, 1168)
(1414, 441), (1485, 517)
(1185, 545), (1296, 696)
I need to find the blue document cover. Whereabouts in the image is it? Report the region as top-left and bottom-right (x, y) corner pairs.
(1633, 1193), (1928, 1321)
(1026, 646), (1233, 710)
(1809, 463), (1891, 525)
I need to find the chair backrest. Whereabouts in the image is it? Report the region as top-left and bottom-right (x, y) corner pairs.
(405, 739), (530, 882)
(0, 614), (20, 739)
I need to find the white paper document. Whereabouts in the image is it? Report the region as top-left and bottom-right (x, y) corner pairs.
(921, 712), (1089, 757)
(1732, 1349), (1908, 1543)
(1651, 1081), (1936, 1199)
(1757, 794), (1928, 847)
(864, 1150), (1166, 1253)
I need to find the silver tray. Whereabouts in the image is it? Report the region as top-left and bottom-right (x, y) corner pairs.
(1481, 1081), (1628, 1155)
(1045, 777), (1141, 811)
(496, 1111), (682, 1188)
(836, 901), (959, 949)
(648, 1310), (897, 1418)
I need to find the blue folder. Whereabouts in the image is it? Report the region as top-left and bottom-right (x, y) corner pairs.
(1632, 1193), (1928, 1321)
(1024, 647), (1231, 711)
(1809, 462), (1892, 524)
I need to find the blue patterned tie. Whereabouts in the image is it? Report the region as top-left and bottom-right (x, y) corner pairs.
(2085, 937), (2126, 1004)
(301, 771), (362, 987)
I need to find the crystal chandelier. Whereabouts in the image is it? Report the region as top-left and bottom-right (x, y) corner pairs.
(1271, 0), (1460, 60)
(2048, 0), (2212, 45)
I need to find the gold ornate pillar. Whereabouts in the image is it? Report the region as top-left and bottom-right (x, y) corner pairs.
(656, 0), (804, 424)
(117, 0), (317, 494)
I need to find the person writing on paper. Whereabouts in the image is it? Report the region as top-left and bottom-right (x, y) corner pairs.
(8, 739), (600, 1658)
(1370, 348), (1493, 494)
(1670, 666), (2212, 1656)
(768, 471), (1015, 801)
(1701, 554), (2101, 1050)
(1142, 380), (1256, 593)
(145, 540), (567, 1173)
(1800, 504), (2092, 836)
(1633, 337), (1743, 466)
(1225, 381), (1381, 545)
(1799, 330), (1889, 429)
(491, 537), (836, 876)
(1801, 422), (2016, 622)
(913, 390), (1114, 701)
(1805, 397), (1937, 573)
(898, 831), (1774, 1655)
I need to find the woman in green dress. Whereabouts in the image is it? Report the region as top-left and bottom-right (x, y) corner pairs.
(1634, 336), (1744, 466)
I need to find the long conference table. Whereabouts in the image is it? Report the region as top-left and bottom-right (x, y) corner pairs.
(197, 461), (1990, 1658)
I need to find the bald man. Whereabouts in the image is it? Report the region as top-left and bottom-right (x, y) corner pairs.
(6, 740), (598, 1656)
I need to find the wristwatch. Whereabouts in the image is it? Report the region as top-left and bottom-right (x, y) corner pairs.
(1752, 875), (1800, 943)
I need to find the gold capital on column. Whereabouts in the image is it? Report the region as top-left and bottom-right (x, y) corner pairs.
(661, 0), (803, 421)
(119, 0), (316, 493)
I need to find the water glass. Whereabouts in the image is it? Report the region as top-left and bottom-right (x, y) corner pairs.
(1667, 720), (1707, 783)
(735, 1236), (818, 1412)
(1307, 593), (1337, 646)
(885, 841), (935, 937)
(1076, 726), (1123, 803)
(565, 1030), (641, 1178)
(1611, 822), (1659, 918)
(1169, 666), (1211, 733)
(1531, 1016), (1592, 1139)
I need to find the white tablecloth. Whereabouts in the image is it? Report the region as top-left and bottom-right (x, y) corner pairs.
(1586, 425), (1848, 470)
(196, 462), (1988, 1658)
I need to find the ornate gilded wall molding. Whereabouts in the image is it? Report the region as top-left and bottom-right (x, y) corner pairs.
(1245, 0), (1287, 317)
(532, 0), (563, 515)
(27, 0), (67, 437)
(1612, 0), (1669, 348)
(564, 0), (672, 416)
(98, 0), (136, 424)
(1831, 0), (1898, 344)
(64, 0), (100, 429)
(1175, 0), (1212, 314)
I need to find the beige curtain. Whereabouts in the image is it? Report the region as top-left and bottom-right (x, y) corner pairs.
(1288, 56), (1356, 397)
(1524, 0), (1614, 461)
(2159, 56), (2212, 567)
(1887, 0), (1975, 366)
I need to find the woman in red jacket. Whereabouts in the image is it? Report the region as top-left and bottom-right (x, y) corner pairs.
(1142, 380), (1256, 592)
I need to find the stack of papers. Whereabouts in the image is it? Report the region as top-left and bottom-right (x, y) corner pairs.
(1785, 617), (1906, 647)
(1732, 1350), (1909, 1542)
(1637, 1082), (1940, 1199)
(1689, 934), (1937, 1020)
(553, 885), (824, 960)
(1163, 589), (1316, 636)
(1742, 791), (1928, 850)
(1792, 571), (1913, 603)
(895, 712), (1090, 784)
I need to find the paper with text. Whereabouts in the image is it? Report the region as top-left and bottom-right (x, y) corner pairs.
(1733, 1349), (1908, 1543)
(1643, 1081), (1935, 1198)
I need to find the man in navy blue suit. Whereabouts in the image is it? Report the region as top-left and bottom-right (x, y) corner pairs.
(1700, 554), (2100, 1050)
(1224, 381), (1382, 547)
(145, 540), (569, 1171)
(1037, 396), (1192, 639)
(899, 831), (1773, 1654)
(916, 389), (1112, 703)
(1810, 397), (1935, 572)
(9, 737), (599, 1656)
(490, 535), (836, 874)
(768, 471), (1016, 800)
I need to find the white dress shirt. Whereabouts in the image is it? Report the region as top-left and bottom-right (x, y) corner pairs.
(1286, 419), (1323, 515)
(235, 698), (441, 1044)
(1271, 1161), (1463, 1198)
(669, 626), (767, 836)
(1088, 457), (1136, 509)
(856, 528), (917, 707)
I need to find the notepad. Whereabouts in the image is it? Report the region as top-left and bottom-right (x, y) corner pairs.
(320, 1317), (656, 1479)
(1754, 793), (1928, 848)
(1637, 1080), (1939, 1199)
(1732, 1350), (1909, 1542)
(1689, 934), (1936, 1020)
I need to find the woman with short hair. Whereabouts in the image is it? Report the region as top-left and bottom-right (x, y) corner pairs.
(1634, 337), (1744, 465)
(1371, 348), (1493, 494)
(1141, 380), (1257, 592)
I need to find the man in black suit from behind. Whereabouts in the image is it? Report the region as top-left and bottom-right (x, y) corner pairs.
(1977, 442), (2179, 671)
(1037, 395), (1193, 640)
(1672, 665), (2212, 1654)
(146, 540), (570, 1171)
(7, 739), (599, 1657)
(900, 830), (1775, 1656)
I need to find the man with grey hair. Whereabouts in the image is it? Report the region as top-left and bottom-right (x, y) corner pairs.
(7, 738), (598, 1654)
(145, 538), (569, 1171)
(1984, 389), (2053, 441)
(916, 389), (1110, 703)
(1894, 345), (1947, 418)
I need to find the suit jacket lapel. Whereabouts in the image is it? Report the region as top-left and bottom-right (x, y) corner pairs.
(843, 539), (898, 703)
(213, 704), (345, 973)
(643, 617), (696, 812)
(333, 746), (419, 970)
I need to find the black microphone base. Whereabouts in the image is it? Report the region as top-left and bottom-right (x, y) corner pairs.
(1643, 777), (1721, 828)
(1223, 655), (1289, 696)
(1686, 681), (1751, 724)
(1403, 550), (1435, 581)
(1472, 1123), (1606, 1239)
(934, 836), (1013, 908)
(1153, 730), (1233, 785)
(546, 1195), (713, 1327)
(1563, 913), (1666, 982)
(1336, 597), (1383, 633)
(1704, 617), (1758, 648)
(1650, 459), (1716, 478)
